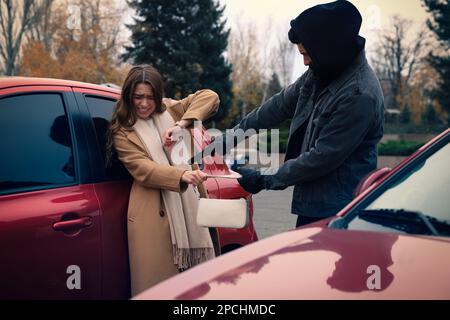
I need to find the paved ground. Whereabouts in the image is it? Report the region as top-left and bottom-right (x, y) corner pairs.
(251, 186), (297, 240)
(248, 152), (406, 240)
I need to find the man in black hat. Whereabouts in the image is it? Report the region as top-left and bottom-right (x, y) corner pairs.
(233, 0), (385, 227)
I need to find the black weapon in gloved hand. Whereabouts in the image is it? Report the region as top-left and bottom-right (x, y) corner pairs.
(188, 130), (242, 167)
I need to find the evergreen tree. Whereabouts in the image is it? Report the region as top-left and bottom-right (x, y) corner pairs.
(422, 0), (450, 124)
(422, 103), (439, 124)
(265, 72), (282, 100)
(400, 106), (412, 124)
(265, 72), (290, 135)
(123, 0), (232, 122)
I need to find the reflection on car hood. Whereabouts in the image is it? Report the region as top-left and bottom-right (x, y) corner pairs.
(135, 222), (450, 300)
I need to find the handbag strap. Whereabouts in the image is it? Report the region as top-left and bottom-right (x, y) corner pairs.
(192, 163), (209, 199)
(190, 141), (220, 256)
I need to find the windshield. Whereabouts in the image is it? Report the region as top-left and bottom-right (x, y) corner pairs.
(333, 136), (450, 237)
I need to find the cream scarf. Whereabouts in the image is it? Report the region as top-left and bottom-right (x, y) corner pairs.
(133, 111), (215, 269)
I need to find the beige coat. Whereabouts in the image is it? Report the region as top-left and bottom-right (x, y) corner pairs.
(113, 89), (220, 296)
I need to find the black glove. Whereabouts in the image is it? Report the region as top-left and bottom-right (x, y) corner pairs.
(235, 167), (265, 194)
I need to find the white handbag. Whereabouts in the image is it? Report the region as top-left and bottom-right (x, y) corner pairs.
(196, 198), (249, 229)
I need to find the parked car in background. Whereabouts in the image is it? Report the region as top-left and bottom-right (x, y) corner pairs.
(137, 128), (450, 299)
(0, 77), (258, 299)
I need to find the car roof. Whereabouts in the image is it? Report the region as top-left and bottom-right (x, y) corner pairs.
(335, 128), (450, 218)
(0, 76), (121, 94)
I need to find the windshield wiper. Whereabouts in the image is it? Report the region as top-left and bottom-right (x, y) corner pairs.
(357, 208), (439, 236)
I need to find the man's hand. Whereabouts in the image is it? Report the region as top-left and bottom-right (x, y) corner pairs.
(235, 167), (265, 194)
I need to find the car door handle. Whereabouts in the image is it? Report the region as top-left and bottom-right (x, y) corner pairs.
(53, 216), (93, 231)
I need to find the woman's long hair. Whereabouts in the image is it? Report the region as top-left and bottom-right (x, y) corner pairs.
(106, 64), (166, 165)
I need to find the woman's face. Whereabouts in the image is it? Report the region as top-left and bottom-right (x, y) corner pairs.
(133, 83), (156, 119)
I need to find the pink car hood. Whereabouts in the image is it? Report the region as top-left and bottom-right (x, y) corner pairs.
(135, 223), (450, 300)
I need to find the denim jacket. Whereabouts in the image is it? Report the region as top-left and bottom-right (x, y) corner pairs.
(236, 51), (384, 217)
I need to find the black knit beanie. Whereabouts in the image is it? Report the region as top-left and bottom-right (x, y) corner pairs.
(288, 0), (365, 84)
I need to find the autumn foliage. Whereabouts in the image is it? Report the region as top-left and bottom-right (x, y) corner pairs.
(19, 0), (128, 85)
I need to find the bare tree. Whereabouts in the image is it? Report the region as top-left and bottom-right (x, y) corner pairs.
(76, 0), (125, 58)
(261, 26), (296, 102)
(227, 20), (266, 115)
(272, 34), (296, 88)
(226, 19), (296, 118)
(228, 20), (263, 88)
(371, 15), (431, 110)
(0, 0), (48, 75)
(26, 0), (54, 52)
(217, 19), (266, 128)
(18, 0), (128, 84)
(60, 0), (126, 66)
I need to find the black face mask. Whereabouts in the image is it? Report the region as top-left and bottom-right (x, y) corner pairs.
(308, 36), (365, 86)
(288, 0), (366, 85)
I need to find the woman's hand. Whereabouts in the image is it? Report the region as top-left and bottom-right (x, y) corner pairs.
(163, 125), (182, 148)
(181, 170), (207, 186)
(162, 119), (193, 148)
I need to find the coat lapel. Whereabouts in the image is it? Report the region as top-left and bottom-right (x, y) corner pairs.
(123, 129), (152, 158)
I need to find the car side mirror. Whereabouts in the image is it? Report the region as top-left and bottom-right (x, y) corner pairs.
(353, 167), (391, 198)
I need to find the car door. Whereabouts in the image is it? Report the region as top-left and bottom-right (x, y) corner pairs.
(73, 89), (132, 299)
(0, 87), (102, 299)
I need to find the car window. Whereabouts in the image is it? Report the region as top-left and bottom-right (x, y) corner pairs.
(84, 95), (129, 180)
(336, 137), (450, 237)
(0, 93), (75, 194)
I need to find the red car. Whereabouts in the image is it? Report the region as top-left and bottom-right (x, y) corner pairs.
(0, 77), (257, 299)
(137, 128), (450, 299)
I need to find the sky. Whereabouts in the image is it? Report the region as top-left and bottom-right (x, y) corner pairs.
(121, 1), (431, 83)
(219, 0), (427, 30)
(218, 0), (430, 81)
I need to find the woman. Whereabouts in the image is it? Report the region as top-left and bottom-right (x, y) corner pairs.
(107, 65), (220, 296)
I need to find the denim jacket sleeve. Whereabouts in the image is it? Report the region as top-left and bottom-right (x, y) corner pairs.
(235, 71), (311, 131)
(264, 92), (378, 189)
